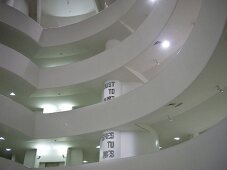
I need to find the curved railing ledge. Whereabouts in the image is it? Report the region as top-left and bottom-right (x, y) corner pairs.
(0, 0), (136, 46)
(0, 44), (39, 87)
(0, 95), (34, 137)
(0, 4), (42, 42)
(1, 114), (227, 170)
(0, 0), (225, 139)
(0, 0), (177, 89)
(38, 0), (177, 88)
(39, 0), (136, 46)
(34, 117), (227, 170)
(34, 0), (227, 138)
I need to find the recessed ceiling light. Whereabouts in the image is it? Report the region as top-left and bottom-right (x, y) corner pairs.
(10, 92), (15, 96)
(6, 148), (11, 151)
(149, 0), (157, 3)
(0, 137), (5, 140)
(96, 145), (100, 149)
(83, 160), (88, 163)
(174, 137), (180, 141)
(161, 40), (170, 49)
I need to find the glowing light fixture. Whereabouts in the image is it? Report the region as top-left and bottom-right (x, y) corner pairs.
(83, 160), (88, 163)
(96, 145), (100, 149)
(161, 40), (170, 49)
(59, 103), (73, 112)
(174, 137), (180, 141)
(0, 137), (5, 140)
(41, 103), (74, 114)
(155, 140), (159, 147)
(10, 92), (15, 96)
(41, 104), (57, 114)
(149, 0), (157, 3)
(6, 148), (11, 151)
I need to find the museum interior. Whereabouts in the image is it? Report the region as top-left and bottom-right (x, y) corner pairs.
(0, 0), (227, 169)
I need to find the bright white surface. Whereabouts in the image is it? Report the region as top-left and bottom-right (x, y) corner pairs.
(0, 0), (225, 139)
(13, 0), (28, 15)
(0, 4), (43, 42)
(120, 131), (159, 158)
(38, 0), (176, 88)
(0, 116), (226, 170)
(39, 0), (136, 46)
(0, 94), (34, 137)
(31, 117), (227, 170)
(34, 0), (226, 138)
(0, 44), (39, 87)
(41, 0), (96, 17)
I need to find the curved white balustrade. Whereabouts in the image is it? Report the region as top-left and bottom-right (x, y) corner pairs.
(0, 0), (225, 139)
(0, 95), (34, 137)
(0, 4), (42, 42)
(1, 115), (227, 170)
(0, 0), (177, 88)
(0, 0), (136, 46)
(33, 117), (227, 170)
(0, 44), (39, 87)
(40, 0), (136, 46)
(34, 0), (226, 137)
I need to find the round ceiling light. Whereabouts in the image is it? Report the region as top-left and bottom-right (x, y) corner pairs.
(161, 40), (170, 49)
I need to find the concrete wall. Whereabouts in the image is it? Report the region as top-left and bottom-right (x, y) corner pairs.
(0, 157), (29, 170)
(1, 117), (227, 170)
(31, 117), (227, 170)
(0, 0), (225, 139)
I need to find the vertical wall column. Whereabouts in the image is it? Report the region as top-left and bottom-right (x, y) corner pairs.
(66, 148), (83, 166)
(100, 80), (160, 161)
(23, 149), (37, 168)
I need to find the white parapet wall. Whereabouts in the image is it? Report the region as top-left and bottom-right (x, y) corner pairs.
(31, 117), (227, 170)
(0, 0), (226, 139)
(1, 116), (227, 170)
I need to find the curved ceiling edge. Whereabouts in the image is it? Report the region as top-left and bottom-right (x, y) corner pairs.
(0, 4), (42, 42)
(38, 0), (177, 88)
(0, 0), (225, 139)
(0, 44), (39, 88)
(39, 0), (136, 46)
(34, 0), (227, 138)
(0, 0), (136, 47)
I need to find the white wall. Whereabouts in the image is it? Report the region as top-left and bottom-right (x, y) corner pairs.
(23, 149), (37, 168)
(66, 148), (83, 166)
(1, 117), (227, 170)
(34, 0), (227, 138)
(0, 0), (225, 139)
(39, 0), (136, 46)
(0, 44), (39, 88)
(41, 11), (96, 28)
(31, 117), (227, 170)
(120, 131), (159, 158)
(13, 0), (28, 15)
(0, 4), (43, 42)
(0, 157), (29, 170)
(0, 94), (34, 137)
